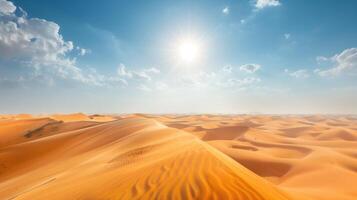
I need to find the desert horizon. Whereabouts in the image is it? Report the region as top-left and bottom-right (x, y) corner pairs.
(1, 0), (357, 199)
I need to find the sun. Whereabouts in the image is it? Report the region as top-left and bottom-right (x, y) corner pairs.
(177, 38), (200, 63)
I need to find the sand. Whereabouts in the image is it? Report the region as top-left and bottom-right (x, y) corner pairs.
(0, 114), (356, 200)
(153, 114), (357, 200)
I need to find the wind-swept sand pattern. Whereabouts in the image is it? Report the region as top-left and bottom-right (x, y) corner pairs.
(154, 114), (357, 200)
(0, 115), (292, 200)
(0, 114), (356, 199)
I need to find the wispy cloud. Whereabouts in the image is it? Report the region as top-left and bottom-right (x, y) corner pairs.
(287, 69), (310, 79)
(76, 46), (90, 56)
(238, 0), (281, 25)
(284, 33), (291, 40)
(117, 64), (133, 78)
(222, 6), (230, 15)
(255, 0), (281, 10)
(240, 64), (261, 73)
(117, 64), (160, 81)
(222, 65), (233, 73)
(315, 48), (357, 77)
(219, 77), (261, 89)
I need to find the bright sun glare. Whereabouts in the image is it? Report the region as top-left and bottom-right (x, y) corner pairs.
(177, 39), (200, 63)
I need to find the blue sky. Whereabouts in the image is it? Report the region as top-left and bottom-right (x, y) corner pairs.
(0, 0), (357, 114)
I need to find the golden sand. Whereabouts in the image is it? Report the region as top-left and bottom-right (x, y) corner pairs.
(0, 114), (356, 200)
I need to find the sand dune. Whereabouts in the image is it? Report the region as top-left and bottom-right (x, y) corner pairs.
(154, 114), (357, 200)
(0, 115), (292, 200)
(50, 113), (116, 122)
(0, 114), (356, 199)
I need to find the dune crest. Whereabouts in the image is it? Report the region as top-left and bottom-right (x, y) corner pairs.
(0, 116), (292, 200)
(153, 114), (357, 200)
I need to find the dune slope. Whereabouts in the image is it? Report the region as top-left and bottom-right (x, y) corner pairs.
(0, 117), (292, 200)
(153, 114), (357, 200)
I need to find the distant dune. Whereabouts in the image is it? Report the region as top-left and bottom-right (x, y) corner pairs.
(152, 114), (357, 200)
(0, 114), (356, 199)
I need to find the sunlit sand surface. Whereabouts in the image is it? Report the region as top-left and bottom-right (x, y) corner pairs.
(0, 114), (356, 200)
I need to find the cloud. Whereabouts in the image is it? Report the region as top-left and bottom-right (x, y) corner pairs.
(255, 0), (281, 9)
(316, 56), (329, 63)
(134, 67), (160, 81)
(222, 65), (233, 73)
(0, 0), (109, 86)
(0, 6), (73, 63)
(288, 69), (310, 79)
(134, 71), (152, 81)
(0, 0), (16, 15)
(222, 6), (230, 15)
(284, 33), (290, 40)
(237, 77), (261, 85)
(117, 64), (160, 82)
(0, 17), (74, 66)
(117, 64), (133, 78)
(143, 67), (160, 74)
(220, 77), (261, 88)
(315, 48), (357, 77)
(76, 68), (125, 87)
(130, 66), (263, 93)
(240, 64), (261, 73)
(76, 46), (90, 56)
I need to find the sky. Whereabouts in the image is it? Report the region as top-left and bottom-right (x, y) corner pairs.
(0, 0), (357, 114)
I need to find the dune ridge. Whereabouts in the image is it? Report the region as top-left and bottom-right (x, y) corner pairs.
(152, 114), (357, 200)
(0, 115), (293, 200)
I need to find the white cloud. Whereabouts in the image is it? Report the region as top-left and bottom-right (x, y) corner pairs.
(79, 48), (86, 56)
(0, 17), (74, 65)
(117, 64), (160, 82)
(144, 67), (160, 74)
(130, 66), (264, 93)
(240, 64), (261, 73)
(134, 71), (152, 81)
(240, 19), (246, 24)
(117, 63), (133, 78)
(133, 67), (160, 81)
(0, 0), (16, 15)
(76, 46), (90, 56)
(315, 48), (357, 77)
(284, 33), (290, 39)
(255, 0), (281, 9)
(222, 6), (230, 15)
(220, 77), (261, 88)
(222, 65), (233, 73)
(0, 0), (109, 86)
(289, 69), (310, 79)
(316, 56), (329, 63)
(240, 77), (261, 85)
